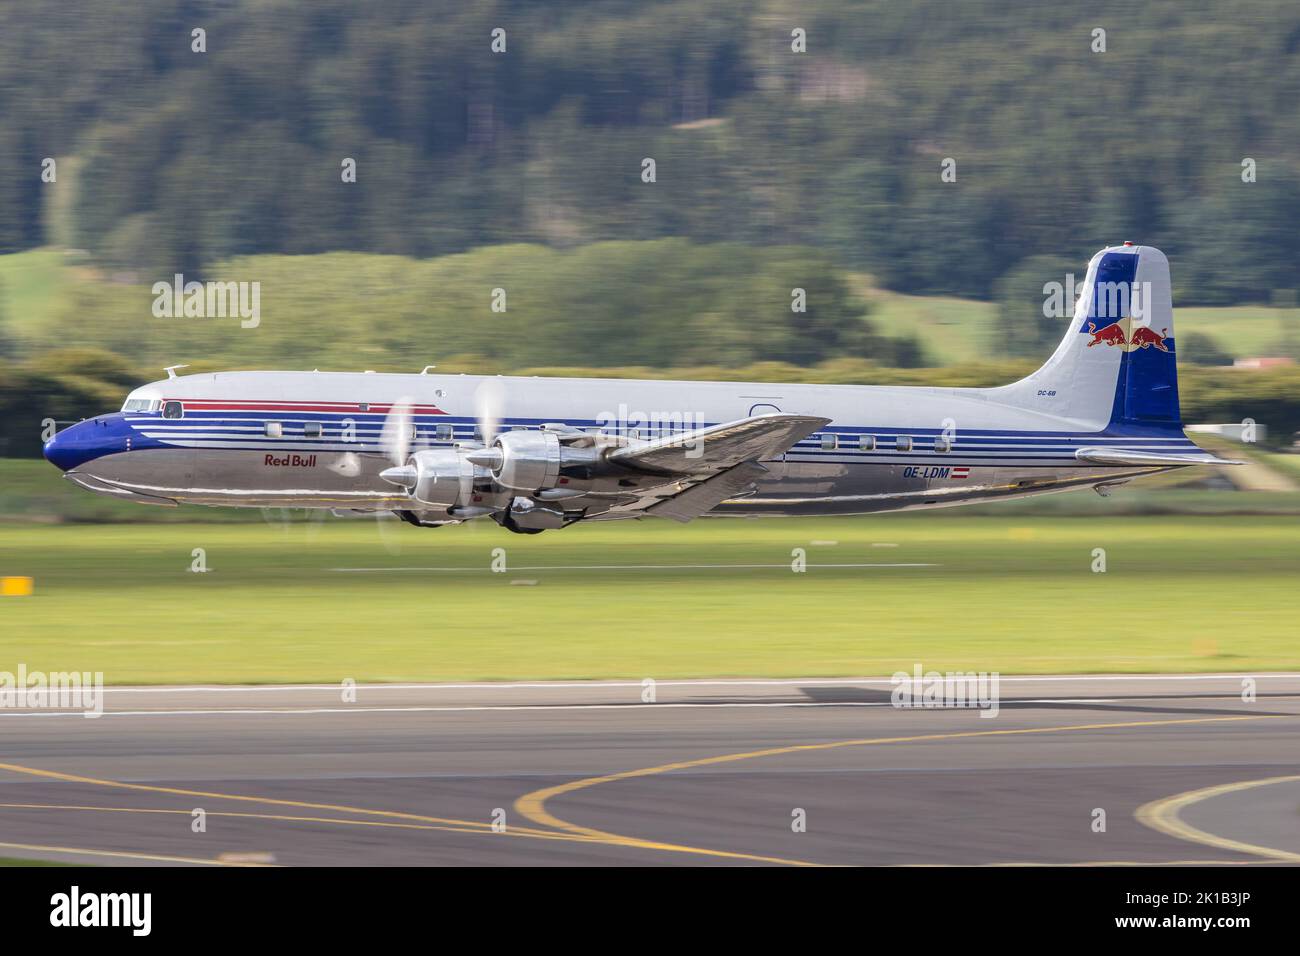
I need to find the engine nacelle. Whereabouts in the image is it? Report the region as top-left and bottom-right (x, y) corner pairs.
(459, 430), (605, 496)
(408, 448), (475, 509)
(492, 431), (563, 492)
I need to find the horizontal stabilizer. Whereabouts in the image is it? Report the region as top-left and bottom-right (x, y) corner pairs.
(1075, 447), (1243, 467)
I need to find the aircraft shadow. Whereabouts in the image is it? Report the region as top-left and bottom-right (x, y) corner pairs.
(794, 685), (1297, 719)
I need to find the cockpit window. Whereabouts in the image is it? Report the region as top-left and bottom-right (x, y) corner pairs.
(122, 399), (160, 413)
(162, 401), (184, 420)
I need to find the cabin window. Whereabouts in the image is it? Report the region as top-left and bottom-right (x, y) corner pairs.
(858, 435), (876, 451)
(358, 403), (370, 412)
(304, 422), (322, 438)
(265, 421), (283, 438)
(820, 433), (838, 450)
(895, 436), (912, 452)
(435, 424), (453, 441)
(162, 401), (183, 420)
(934, 437), (951, 453)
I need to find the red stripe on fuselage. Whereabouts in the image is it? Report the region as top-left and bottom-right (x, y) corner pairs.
(165, 400), (446, 414)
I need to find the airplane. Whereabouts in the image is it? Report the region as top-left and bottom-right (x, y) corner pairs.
(43, 244), (1239, 534)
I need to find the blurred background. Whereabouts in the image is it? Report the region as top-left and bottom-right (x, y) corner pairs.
(2, 0), (1299, 519)
(2, 0), (1299, 687)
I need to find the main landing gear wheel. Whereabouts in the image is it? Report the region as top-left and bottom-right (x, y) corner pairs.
(497, 510), (546, 535)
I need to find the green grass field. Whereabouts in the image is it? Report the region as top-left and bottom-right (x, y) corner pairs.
(1, 515), (1296, 683)
(0, 248), (67, 334)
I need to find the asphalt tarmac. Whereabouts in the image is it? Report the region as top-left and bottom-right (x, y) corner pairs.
(1, 674), (1297, 866)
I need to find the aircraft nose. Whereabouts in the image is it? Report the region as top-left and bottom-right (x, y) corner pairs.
(43, 416), (128, 471)
(43, 424), (78, 471)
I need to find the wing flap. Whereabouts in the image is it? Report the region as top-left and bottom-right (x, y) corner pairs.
(645, 461), (768, 523)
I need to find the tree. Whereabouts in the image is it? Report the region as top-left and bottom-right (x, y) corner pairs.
(993, 255), (1077, 359)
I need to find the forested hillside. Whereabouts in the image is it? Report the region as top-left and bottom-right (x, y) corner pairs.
(2, 0), (1299, 304)
(3, 0), (1299, 457)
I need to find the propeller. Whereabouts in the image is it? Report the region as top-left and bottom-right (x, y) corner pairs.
(375, 382), (512, 522)
(465, 378), (508, 468)
(378, 398), (417, 488)
(375, 398), (418, 553)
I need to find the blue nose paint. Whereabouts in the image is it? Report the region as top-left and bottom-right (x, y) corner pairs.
(43, 413), (135, 471)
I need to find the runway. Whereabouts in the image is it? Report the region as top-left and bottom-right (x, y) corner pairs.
(1, 675), (1298, 866)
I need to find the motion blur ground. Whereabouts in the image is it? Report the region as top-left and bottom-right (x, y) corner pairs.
(2, 514), (1299, 682)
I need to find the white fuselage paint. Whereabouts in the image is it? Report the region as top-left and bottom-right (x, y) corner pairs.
(49, 247), (1204, 523)
(56, 367), (1195, 519)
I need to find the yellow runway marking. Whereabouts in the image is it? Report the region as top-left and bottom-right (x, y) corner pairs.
(0, 802), (812, 867)
(0, 761), (597, 848)
(0, 802), (580, 842)
(0, 839), (267, 866)
(1136, 775), (1300, 863)
(516, 714), (1297, 866)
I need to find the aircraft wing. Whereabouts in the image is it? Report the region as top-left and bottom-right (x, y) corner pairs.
(592, 413), (829, 523)
(608, 413), (830, 476)
(1075, 447), (1245, 467)
(643, 461), (770, 523)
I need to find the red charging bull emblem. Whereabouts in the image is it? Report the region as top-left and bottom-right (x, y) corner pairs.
(1085, 321), (1127, 348)
(1129, 325), (1171, 351)
(1083, 318), (1172, 352)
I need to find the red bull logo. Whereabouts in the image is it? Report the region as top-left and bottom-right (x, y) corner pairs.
(1129, 325), (1171, 351)
(1085, 321), (1127, 348)
(1082, 319), (1172, 352)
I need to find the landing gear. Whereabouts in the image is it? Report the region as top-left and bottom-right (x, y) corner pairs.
(392, 509), (457, 528)
(496, 509), (547, 535)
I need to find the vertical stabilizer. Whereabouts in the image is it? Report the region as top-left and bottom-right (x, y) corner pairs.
(990, 244), (1179, 431)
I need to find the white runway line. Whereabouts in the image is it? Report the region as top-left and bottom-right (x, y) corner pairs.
(0, 698), (1144, 718)
(83, 674), (1300, 694)
(3, 696), (1292, 720)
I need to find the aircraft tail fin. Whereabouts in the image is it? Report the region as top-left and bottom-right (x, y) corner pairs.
(990, 244), (1180, 431)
